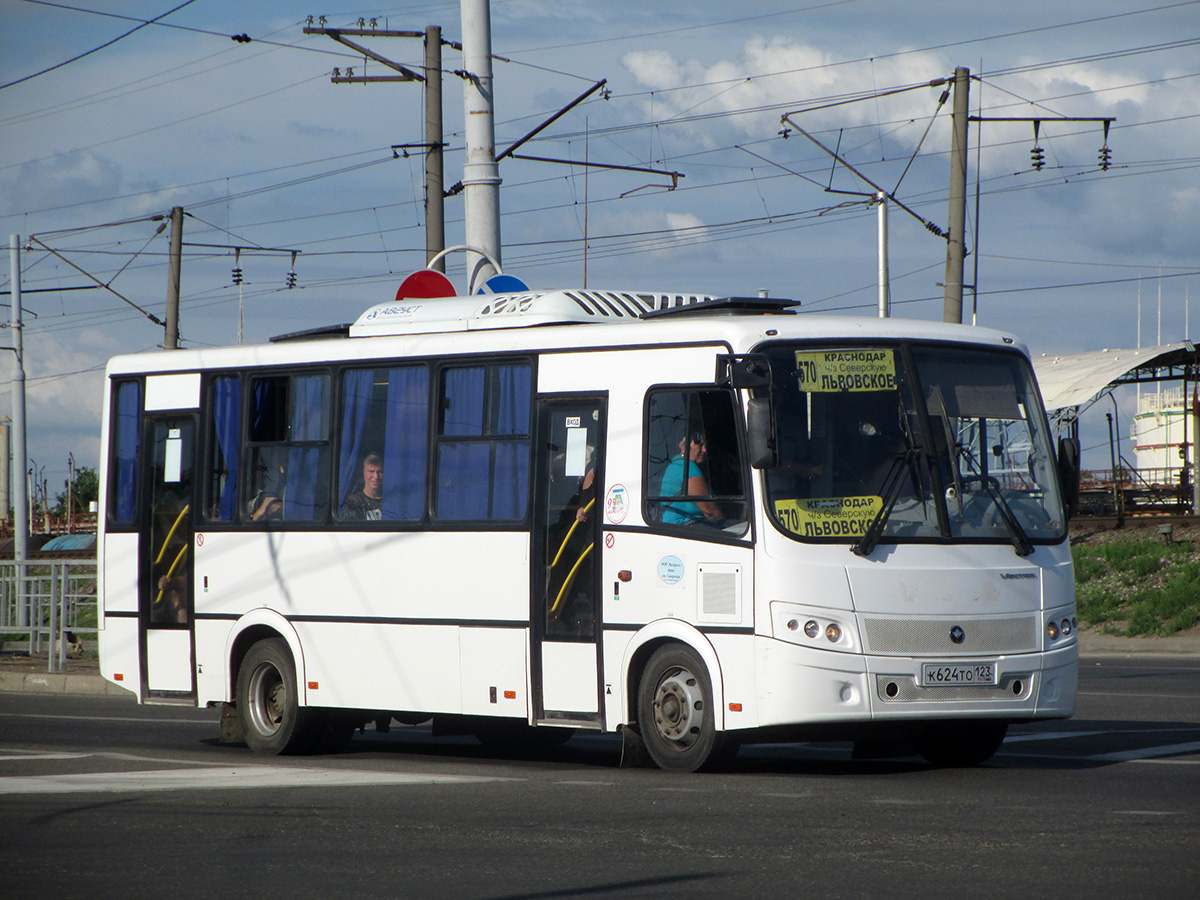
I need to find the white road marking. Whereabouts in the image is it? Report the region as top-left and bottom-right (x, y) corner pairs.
(0, 765), (517, 795)
(1078, 691), (1200, 700)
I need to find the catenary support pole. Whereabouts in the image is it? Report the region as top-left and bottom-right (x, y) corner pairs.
(460, 0), (501, 292)
(9, 236), (28, 626)
(876, 192), (890, 318)
(425, 25), (446, 272)
(943, 67), (969, 325)
(165, 205), (182, 349)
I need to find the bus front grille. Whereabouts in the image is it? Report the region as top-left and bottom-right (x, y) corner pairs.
(861, 615), (1039, 656)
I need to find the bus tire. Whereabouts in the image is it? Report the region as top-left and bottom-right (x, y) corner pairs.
(237, 637), (319, 755)
(637, 644), (726, 773)
(915, 720), (1008, 767)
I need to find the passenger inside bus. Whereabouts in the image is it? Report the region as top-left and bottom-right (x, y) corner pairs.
(249, 450), (286, 521)
(341, 451), (384, 521)
(661, 431), (725, 526)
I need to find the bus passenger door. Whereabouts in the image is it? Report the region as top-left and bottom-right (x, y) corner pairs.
(532, 397), (606, 726)
(140, 416), (197, 702)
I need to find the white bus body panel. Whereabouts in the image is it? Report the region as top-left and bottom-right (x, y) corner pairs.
(192, 530), (530, 714)
(144, 372), (201, 411)
(99, 532), (139, 688)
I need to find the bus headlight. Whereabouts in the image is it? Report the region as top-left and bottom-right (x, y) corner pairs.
(825, 623), (842, 643)
(1046, 620), (1060, 641)
(804, 620), (820, 638)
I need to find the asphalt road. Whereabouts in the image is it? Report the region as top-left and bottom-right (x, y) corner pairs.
(1, 655), (1197, 900)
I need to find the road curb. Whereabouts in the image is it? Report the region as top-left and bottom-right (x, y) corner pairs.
(0, 670), (134, 697)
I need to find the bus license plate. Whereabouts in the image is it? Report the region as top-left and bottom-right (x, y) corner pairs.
(921, 662), (997, 687)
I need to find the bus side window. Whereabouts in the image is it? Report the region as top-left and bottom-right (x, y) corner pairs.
(336, 366), (430, 523)
(643, 388), (747, 533)
(246, 373), (331, 523)
(109, 379), (142, 527)
(434, 362), (531, 521)
(204, 375), (241, 522)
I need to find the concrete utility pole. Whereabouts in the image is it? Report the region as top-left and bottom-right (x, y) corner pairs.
(460, 0), (501, 292)
(8, 236), (28, 623)
(425, 25), (446, 272)
(0, 416), (9, 523)
(165, 205), (182, 349)
(943, 66), (969, 325)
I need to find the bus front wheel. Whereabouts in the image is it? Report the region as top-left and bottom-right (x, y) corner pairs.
(637, 644), (727, 773)
(237, 638), (319, 755)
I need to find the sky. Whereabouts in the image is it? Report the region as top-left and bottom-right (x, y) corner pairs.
(1, 0), (1198, 496)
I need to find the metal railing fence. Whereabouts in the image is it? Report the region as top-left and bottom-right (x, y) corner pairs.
(0, 560), (98, 672)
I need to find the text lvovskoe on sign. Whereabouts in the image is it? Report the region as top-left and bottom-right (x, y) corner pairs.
(778, 350), (896, 537)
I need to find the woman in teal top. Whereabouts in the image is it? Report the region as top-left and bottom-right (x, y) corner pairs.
(661, 431), (724, 525)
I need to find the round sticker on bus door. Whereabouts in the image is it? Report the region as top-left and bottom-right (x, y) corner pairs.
(605, 484), (628, 524)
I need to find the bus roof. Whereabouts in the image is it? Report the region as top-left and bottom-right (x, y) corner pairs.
(104, 292), (1030, 377)
(348, 289), (717, 336)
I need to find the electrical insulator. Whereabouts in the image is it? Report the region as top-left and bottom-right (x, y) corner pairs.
(231, 267), (243, 285)
(1099, 145), (1112, 171)
(286, 271), (297, 289)
(1030, 145), (1045, 171)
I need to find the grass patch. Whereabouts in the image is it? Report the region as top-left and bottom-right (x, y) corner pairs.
(1073, 536), (1200, 637)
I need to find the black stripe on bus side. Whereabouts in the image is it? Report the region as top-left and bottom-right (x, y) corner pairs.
(192, 613), (528, 629)
(602, 623), (755, 636)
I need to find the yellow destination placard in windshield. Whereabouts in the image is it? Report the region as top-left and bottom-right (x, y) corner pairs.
(795, 349), (896, 392)
(775, 496), (883, 538)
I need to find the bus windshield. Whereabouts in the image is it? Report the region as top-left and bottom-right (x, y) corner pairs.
(760, 342), (1067, 548)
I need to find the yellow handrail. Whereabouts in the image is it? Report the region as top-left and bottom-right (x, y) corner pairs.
(551, 497), (595, 568)
(153, 543), (189, 607)
(153, 504), (191, 565)
(550, 542), (594, 614)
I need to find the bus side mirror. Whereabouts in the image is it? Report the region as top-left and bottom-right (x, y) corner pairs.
(1057, 436), (1080, 520)
(747, 398), (777, 469)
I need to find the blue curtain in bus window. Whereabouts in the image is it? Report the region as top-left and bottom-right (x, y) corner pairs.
(494, 364), (531, 435)
(113, 381), (141, 524)
(491, 442), (529, 519)
(212, 376), (241, 520)
(292, 374), (327, 441)
(437, 442), (490, 519)
(339, 368), (373, 512)
(283, 375), (328, 520)
(383, 366), (429, 520)
(443, 367), (485, 436)
(491, 364), (531, 518)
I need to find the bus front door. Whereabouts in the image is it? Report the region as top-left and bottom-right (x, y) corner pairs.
(532, 397), (606, 726)
(140, 416), (197, 702)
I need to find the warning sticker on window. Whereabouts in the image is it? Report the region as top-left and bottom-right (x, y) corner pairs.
(794, 350), (896, 392)
(774, 496), (882, 538)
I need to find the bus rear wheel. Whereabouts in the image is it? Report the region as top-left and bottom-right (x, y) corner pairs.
(915, 720), (1008, 767)
(237, 638), (319, 755)
(637, 644), (726, 773)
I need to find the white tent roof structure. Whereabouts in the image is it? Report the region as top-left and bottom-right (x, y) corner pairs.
(1032, 343), (1194, 412)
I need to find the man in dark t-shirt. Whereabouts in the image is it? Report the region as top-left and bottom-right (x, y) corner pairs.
(341, 452), (383, 521)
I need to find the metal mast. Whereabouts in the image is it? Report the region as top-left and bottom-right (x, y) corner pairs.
(460, 0), (501, 292)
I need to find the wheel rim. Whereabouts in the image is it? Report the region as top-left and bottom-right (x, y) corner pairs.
(246, 661), (286, 738)
(651, 666), (705, 749)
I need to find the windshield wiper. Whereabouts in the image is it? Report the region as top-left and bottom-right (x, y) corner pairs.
(853, 446), (920, 557)
(975, 475), (1034, 557)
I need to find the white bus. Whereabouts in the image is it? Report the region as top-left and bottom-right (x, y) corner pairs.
(98, 289), (1080, 771)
